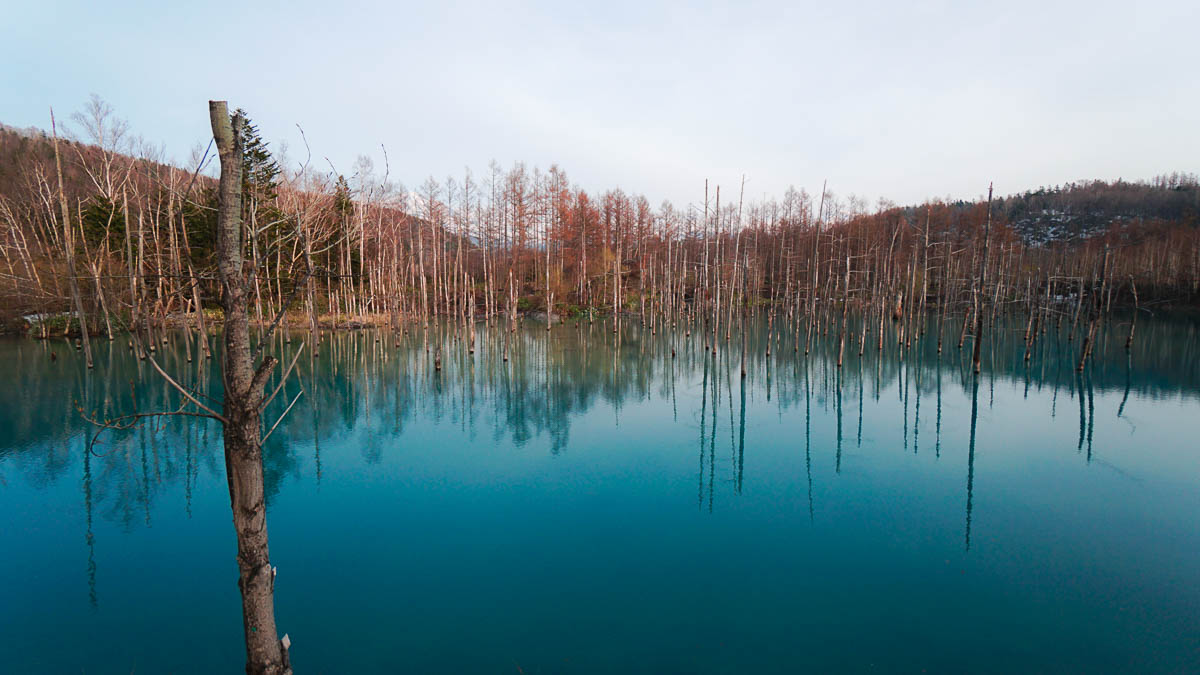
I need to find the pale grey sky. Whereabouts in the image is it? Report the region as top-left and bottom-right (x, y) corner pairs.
(3, 0), (1196, 208)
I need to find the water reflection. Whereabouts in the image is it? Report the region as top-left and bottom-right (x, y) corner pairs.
(0, 313), (1197, 610)
(965, 373), (980, 552)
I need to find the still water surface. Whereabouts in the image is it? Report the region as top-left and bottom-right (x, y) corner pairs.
(1, 317), (1198, 673)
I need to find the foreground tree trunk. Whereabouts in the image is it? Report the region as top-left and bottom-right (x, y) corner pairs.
(210, 101), (292, 675)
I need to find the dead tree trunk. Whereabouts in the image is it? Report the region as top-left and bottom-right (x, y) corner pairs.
(971, 183), (993, 374)
(51, 109), (93, 368)
(1125, 277), (1138, 351)
(210, 101), (292, 675)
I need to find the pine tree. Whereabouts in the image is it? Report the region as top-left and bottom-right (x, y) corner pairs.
(235, 109), (280, 204)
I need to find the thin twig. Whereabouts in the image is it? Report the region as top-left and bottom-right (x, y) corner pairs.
(261, 391), (303, 445)
(145, 352), (228, 422)
(261, 341), (306, 411)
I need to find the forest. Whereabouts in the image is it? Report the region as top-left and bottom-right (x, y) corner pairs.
(1, 97), (1198, 360)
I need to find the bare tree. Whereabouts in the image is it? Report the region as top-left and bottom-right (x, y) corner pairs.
(51, 108), (93, 368)
(210, 100), (294, 675)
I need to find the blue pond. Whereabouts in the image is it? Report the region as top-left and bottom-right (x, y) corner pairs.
(1, 316), (1198, 673)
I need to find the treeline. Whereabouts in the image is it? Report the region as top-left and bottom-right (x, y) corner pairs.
(2, 97), (1198, 346)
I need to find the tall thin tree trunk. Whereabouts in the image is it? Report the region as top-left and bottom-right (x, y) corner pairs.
(210, 101), (292, 675)
(971, 183), (993, 374)
(51, 109), (93, 368)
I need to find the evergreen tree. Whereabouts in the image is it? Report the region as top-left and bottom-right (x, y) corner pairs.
(80, 193), (125, 248)
(333, 174), (353, 216)
(235, 109), (280, 204)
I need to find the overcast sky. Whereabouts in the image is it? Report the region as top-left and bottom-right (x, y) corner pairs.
(3, 0), (1196, 209)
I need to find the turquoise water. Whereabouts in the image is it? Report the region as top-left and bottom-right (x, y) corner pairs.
(1, 316), (1198, 673)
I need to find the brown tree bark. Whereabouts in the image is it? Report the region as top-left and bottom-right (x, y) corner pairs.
(971, 183), (993, 374)
(209, 100), (292, 675)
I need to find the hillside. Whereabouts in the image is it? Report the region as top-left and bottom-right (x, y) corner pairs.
(1, 114), (1198, 335)
(995, 176), (1200, 245)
